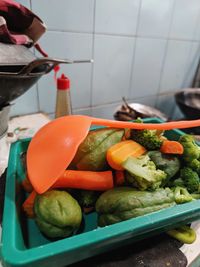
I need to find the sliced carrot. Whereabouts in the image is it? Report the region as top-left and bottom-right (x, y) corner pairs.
(122, 129), (131, 140)
(106, 140), (146, 170)
(22, 177), (33, 193)
(114, 170), (125, 186)
(22, 191), (37, 218)
(53, 170), (114, 191)
(160, 140), (184, 154)
(22, 170), (113, 218)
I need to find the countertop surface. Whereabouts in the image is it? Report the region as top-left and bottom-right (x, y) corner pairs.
(0, 113), (200, 267)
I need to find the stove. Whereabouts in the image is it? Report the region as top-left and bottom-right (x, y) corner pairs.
(0, 104), (10, 138)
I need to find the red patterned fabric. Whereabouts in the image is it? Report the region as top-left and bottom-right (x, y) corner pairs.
(0, 0), (46, 46)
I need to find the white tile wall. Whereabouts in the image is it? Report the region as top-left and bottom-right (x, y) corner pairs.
(194, 13), (200, 41)
(36, 31), (93, 59)
(92, 102), (121, 120)
(130, 38), (167, 98)
(129, 95), (157, 107)
(156, 94), (176, 119)
(169, 0), (200, 40)
(137, 0), (174, 38)
(31, 0), (94, 32)
(159, 40), (192, 92)
(10, 85), (38, 117)
(48, 106), (92, 120)
(171, 106), (184, 120)
(92, 34), (135, 105)
(36, 31), (93, 113)
(184, 42), (200, 87)
(11, 0), (200, 119)
(73, 108), (92, 116)
(95, 0), (140, 35)
(16, 0), (30, 8)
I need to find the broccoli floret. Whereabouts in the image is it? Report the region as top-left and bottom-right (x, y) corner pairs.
(148, 151), (180, 185)
(178, 135), (200, 190)
(169, 177), (185, 188)
(180, 167), (200, 193)
(179, 135), (200, 163)
(130, 119), (163, 150)
(174, 186), (193, 204)
(188, 159), (200, 175)
(122, 155), (167, 191)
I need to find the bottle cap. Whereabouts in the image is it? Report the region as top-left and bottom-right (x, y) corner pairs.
(57, 74), (70, 90)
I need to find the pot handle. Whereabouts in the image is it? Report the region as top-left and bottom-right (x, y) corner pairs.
(18, 57), (93, 76)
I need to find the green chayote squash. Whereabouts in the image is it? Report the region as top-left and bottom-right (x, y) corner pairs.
(34, 190), (82, 238)
(95, 187), (175, 227)
(71, 128), (124, 171)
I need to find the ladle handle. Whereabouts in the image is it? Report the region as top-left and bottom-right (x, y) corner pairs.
(18, 57), (93, 76)
(91, 117), (200, 130)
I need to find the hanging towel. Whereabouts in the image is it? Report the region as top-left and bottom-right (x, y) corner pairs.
(0, 0), (46, 46)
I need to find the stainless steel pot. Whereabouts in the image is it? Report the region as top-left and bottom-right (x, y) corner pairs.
(113, 97), (168, 121)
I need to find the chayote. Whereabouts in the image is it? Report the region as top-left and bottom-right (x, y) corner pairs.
(95, 187), (175, 227)
(71, 128), (124, 171)
(34, 190), (82, 238)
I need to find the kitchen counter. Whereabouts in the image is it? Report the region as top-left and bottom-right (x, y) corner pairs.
(0, 113), (200, 267)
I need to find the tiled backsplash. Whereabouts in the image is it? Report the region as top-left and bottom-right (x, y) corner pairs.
(11, 0), (200, 120)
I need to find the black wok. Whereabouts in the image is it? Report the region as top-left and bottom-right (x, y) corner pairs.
(175, 88), (200, 119)
(0, 57), (92, 107)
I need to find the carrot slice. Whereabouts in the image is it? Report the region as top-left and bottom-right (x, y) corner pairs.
(106, 140), (146, 170)
(160, 140), (184, 154)
(22, 170), (114, 218)
(114, 170), (125, 186)
(53, 170), (114, 191)
(22, 177), (33, 193)
(22, 191), (37, 218)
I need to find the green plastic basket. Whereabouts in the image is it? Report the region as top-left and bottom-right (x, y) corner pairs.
(1, 118), (200, 267)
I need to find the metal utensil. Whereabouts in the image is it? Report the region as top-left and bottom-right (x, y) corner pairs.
(114, 97), (168, 121)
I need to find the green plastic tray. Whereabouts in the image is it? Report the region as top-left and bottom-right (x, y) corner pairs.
(1, 118), (200, 267)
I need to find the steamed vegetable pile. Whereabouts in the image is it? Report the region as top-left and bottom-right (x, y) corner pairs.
(22, 122), (200, 243)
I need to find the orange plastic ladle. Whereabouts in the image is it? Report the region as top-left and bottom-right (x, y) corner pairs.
(27, 115), (200, 194)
